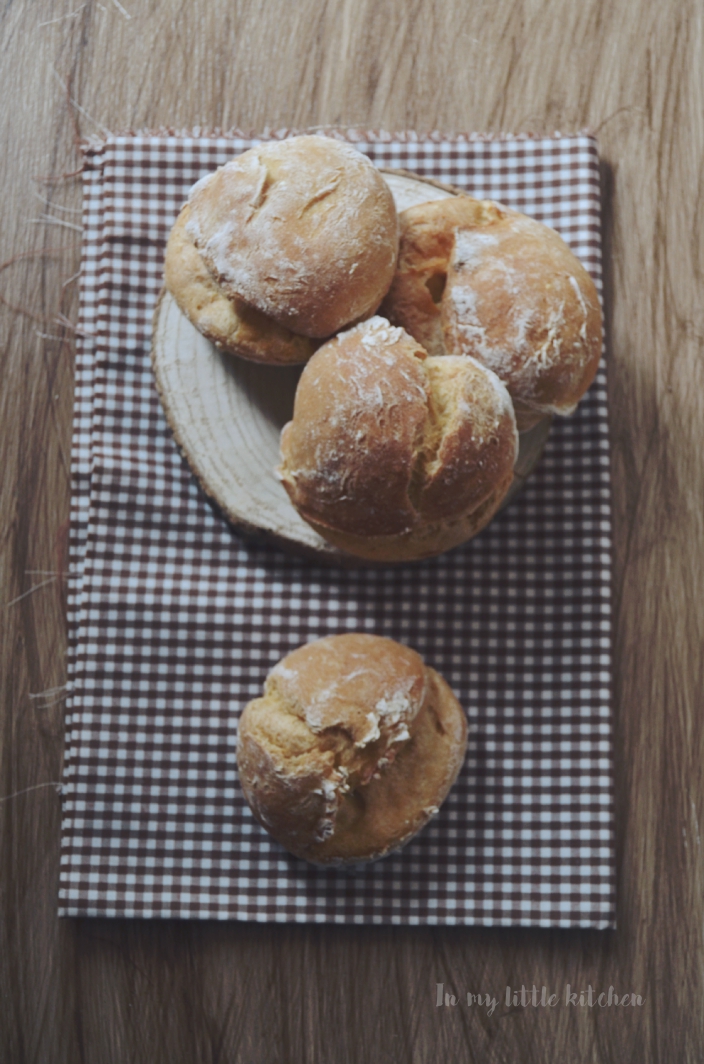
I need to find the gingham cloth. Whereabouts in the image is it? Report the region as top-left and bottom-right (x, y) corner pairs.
(60, 131), (615, 927)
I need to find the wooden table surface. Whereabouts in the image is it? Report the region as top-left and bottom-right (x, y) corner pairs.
(1, 2), (702, 1061)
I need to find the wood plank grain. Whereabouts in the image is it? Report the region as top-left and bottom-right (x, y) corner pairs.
(1, 1), (703, 1061)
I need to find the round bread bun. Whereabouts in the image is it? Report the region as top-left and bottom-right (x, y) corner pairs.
(164, 205), (318, 365)
(237, 633), (468, 864)
(380, 196), (603, 430)
(278, 316), (518, 562)
(183, 135), (399, 340)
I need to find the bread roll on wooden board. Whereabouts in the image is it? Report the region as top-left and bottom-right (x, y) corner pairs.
(151, 169), (552, 565)
(381, 195), (603, 430)
(278, 318), (519, 562)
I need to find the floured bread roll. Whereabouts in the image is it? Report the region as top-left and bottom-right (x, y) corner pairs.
(237, 633), (468, 864)
(164, 205), (318, 364)
(381, 196), (603, 430)
(278, 316), (518, 562)
(164, 135), (398, 362)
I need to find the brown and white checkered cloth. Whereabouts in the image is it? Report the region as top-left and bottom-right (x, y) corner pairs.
(60, 130), (615, 927)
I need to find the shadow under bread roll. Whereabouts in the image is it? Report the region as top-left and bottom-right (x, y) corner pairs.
(236, 634), (468, 865)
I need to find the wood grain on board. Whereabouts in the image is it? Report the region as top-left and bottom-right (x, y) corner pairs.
(1, 1), (702, 1061)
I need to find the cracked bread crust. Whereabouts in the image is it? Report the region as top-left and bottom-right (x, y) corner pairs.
(277, 316), (518, 561)
(381, 196), (500, 358)
(236, 634), (468, 864)
(184, 135), (399, 339)
(380, 196), (603, 430)
(164, 204), (318, 365)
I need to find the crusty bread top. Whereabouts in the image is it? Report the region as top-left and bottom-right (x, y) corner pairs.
(164, 204), (317, 365)
(442, 207), (603, 414)
(381, 196), (603, 418)
(278, 316), (518, 539)
(265, 633), (427, 751)
(238, 634), (427, 848)
(236, 634), (468, 863)
(381, 196), (502, 357)
(185, 135), (399, 339)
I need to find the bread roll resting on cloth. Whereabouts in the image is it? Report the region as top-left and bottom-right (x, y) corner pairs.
(278, 316), (518, 562)
(380, 196), (602, 430)
(237, 634), (468, 864)
(164, 135), (399, 364)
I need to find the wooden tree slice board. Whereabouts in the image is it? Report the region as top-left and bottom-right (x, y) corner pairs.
(151, 170), (551, 565)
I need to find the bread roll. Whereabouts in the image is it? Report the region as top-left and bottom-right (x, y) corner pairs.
(237, 634), (468, 864)
(183, 135), (399, 341)
(164, 205), (318, 365)
(278, 316), (518, 562)
(381, 196), (602, 430)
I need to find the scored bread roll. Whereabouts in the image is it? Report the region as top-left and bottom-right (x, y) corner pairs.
(164, 204), (318, 365)
(278, 316), (518, 562)
(237, 633), (468, 864)
(380, 196), (603, 430)
(182, 135), (399, 342)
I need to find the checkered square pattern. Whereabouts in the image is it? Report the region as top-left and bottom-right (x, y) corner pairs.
(61, 130), (615, 927)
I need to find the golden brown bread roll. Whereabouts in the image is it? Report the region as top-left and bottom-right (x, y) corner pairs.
(164, 204), (318, 365)
(182, 135), (399, 342)
(278, 316), (518, 562)
(380, 196), (603, 430)
(237, 633), (468, 864)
